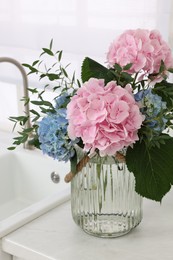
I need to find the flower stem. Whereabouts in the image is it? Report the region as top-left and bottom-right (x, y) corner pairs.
(64, 154), (90, 183)
(64, 151), (126, 183)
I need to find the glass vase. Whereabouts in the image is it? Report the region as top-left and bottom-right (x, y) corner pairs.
(71, 154), (142, 238)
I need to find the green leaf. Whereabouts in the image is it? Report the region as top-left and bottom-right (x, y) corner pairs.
(42, 48), (54, 56)
(123, 63), (133, 70)
(46, 73), (59, 81)
(121, 72), (133, 81)
(22, 63), (32, 68)
(58, 51), (63, 62)
(81, 57), (115, 84)
(62, 68), (68, 78)
(28, 136), (40, 149)
(32, 60), (40, 66)
(108, 69), (119, 78)
(30, 109), (40, 116)
(53, 85), (61, 91)
(23, 128), (33, 133)
(168, 68), (173, 73)
(153, 80), (173, 109)
(40, 107), (55, 114)
(27, 88), (38, 94)
(159, 60), (165, 73)
(21, 97), (30, 106)
(9, 116), (28, 125)
(40, 74), (46, 80)
(27, 70), (38, 76)
(114, 63), (122, 72)
(31, 100), (53, 107)
(7, 147), (16, 150)
(22, 64), (38, 73)
(13, 134), (28, 144)
(49, 39), (53, 50)
(126, 137), (173, 202)
(32, 116), (40, 122)
(71, 71), (75, 84)
(77, 79), (81, 88)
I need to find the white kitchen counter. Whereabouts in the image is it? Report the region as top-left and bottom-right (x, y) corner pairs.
(2, 188), (173, 260)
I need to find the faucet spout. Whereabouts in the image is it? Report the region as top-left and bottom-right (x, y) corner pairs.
(0, 57), (32, 148)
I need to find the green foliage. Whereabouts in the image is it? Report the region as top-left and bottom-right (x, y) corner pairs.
(123, 63), (133, 70)
(22, 64), (38, 75)
(42, 48), (54, 56)
(10, 39), (79, 150)
(81, 58), (134, 87)
(126, 136), (173, 202)
(23, 40), (79, 93)
(31, 100), (54, 108)
(28, 135), (40, 149)
(8, 126), (35, 150)
(9, 116), (29, 125)
(113, 63), (122, 72)
(159, 60), (166, 74)
(153, 80), (173, 109)
(81, 57), (115, 84)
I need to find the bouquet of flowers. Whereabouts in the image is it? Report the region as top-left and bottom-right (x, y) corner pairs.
(10, 29), (173, 202)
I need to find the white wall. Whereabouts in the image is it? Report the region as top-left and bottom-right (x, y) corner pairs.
(0, 0), (173, 131)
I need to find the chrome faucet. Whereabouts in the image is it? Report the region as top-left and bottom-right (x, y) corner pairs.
(0, 57), (32, 148)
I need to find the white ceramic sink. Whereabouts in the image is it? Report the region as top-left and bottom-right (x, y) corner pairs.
(0, 145), (70, 238)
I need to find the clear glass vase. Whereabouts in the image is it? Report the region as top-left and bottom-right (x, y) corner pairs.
(71, 154), (142, 238)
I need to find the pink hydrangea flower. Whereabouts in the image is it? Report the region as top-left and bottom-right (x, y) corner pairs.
(107, 29), (173, 75)
(67, 78), (144, 156)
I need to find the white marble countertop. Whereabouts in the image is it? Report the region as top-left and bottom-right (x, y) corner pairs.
(2, 188), (173, 260)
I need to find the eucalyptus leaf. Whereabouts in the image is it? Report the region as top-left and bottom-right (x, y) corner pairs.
(46, 73), (59, 81)
(30, 109), (40, 116)
(22, 64), (38, 73)
(23, 128), (34, 133)
(58, 51), (63, 62)
(27, 88), (38, 94)
(31, 100), (53, 107)
(42, 48), (54, 56)
(32, 116), (40, 122)
(40, 74), (46, 79)
(49, 39), (53, 50)
(62, 68), (68, 77)
(7, 147), (16, 150)
(77, 79), (81, 88)
(32, 60), (40, 66)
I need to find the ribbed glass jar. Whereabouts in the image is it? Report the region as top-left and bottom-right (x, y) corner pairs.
(71, 154), (142, 238)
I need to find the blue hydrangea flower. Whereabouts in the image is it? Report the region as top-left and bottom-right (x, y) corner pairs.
(143, 89), (167, 132)
(134, 89), (150, 102)
(55, 92), (69, 109)
(38, 108), (78, 162)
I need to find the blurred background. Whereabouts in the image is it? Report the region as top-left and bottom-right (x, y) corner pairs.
(0, 0), (173, 131)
